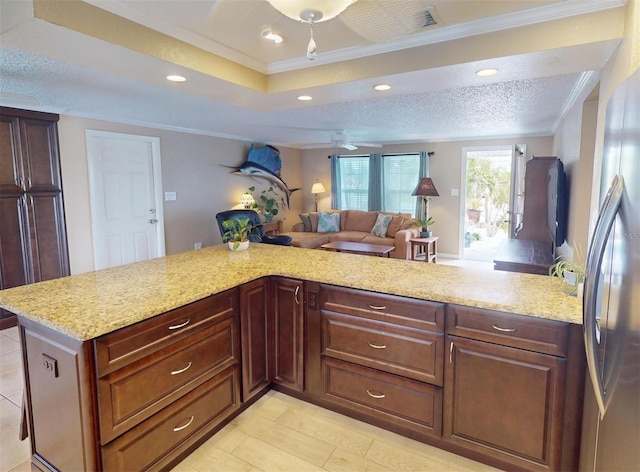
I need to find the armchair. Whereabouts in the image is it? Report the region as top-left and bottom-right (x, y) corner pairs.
(215, 210), (292, 246)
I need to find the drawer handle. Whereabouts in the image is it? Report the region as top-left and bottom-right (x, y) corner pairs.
(169, 319), (190, 330)
(171, 362), (192, 375)
(492, 324), (517, 333)
(366, 390), (386, 399)
(173, 416), (194, 432)
(368, 304), (386, 311)
(368, 341), (387, 349)
(294, 285), (300, 305)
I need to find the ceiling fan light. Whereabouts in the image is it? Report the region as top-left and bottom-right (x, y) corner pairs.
(265, 0), (358, 22)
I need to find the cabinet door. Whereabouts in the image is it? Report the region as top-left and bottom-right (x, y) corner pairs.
(19, 115), (63, 193)
(239, 278), (271, 401)
(272, 277), (304, 392)
(0, 114), (24, 194)
(444, 335), (566, 471)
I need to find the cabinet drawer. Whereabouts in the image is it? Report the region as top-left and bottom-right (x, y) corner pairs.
(322, 312), (443, 385)
(95, 289), (238, 376)
(102, 366), (240, 472)
(99, 316), (239, 444)
(321, 284), (444, 332)
(322, 358), (442, 438)
(446, 304), (569, 356)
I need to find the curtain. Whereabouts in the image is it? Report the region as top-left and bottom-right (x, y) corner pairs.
(368, 153), (382, 211)
(415, 151), (430, 219)
(330, 154), (340, 210)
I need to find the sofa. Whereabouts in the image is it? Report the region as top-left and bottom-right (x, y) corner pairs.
(282, 210), (420, 259)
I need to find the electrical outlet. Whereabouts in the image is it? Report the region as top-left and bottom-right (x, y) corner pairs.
(42, 353), (58, 378)
(194, 242), (202, 250)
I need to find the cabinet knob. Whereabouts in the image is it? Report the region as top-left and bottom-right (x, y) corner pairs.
(171, 362), (192, 375)
(168, 319), (190, 330)
(173, 416), (194, 432)
(366, 390), (386, 399)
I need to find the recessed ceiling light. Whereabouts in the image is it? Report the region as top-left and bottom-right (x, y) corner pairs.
(476, 68), (499, 77)
(374, 84), (391, 91)
(262, 29), (283, 44)
(166, 75), (186, 82)
(297, 95), (312, 101)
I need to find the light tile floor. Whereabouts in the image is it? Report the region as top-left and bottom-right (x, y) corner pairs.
(0, 326), (30, 472)
(0, 324), (500, 472)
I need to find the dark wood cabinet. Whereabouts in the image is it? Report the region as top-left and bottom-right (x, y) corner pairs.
(239, 278), (271, 401)
(0, 107), (69, 328)
(20, 289), (241, 472)
(317, 284), (445, 439)
(443, 304), (584, 471)
(271, 277), (304, 392)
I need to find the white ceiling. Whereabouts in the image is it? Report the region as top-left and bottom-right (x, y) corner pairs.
(0, 0), (625, 149)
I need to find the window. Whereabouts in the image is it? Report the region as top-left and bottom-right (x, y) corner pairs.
(334, 153), (422, 214)
(337, 156), (369, 210)
(382, 154), (420, 213)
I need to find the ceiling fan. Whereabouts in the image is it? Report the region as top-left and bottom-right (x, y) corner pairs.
(327, 130), (382, 151)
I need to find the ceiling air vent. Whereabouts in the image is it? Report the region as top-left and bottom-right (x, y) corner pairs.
(423, 6), (440, 27)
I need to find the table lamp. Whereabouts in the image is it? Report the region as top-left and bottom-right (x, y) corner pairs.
(311, 180), (326, 212)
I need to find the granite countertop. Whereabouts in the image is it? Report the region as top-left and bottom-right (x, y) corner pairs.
(0, 244), (582, 341)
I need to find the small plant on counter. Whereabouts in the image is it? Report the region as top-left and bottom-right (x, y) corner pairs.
(548, 244), (585, 295)
(221, 218), (254, 250)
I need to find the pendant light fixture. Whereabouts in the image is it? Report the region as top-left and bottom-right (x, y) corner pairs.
(265, 1), (358, 60)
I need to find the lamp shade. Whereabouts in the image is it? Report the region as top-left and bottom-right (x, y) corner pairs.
(412, 178), (440, 197)
(266, 0), (358, 22)
(240, 192), (255, 209)
(311, 182), (326, 194)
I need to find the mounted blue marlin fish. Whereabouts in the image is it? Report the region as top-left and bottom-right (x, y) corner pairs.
(224, 144), (299, 208)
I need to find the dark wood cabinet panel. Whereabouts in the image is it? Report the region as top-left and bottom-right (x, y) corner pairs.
(0, 107), (68, 329)
(272, 277), (304, 392)
(102, 366), (240, 472)
(447, 304), (569, 356)
(239, 278), (271, 401)
(322, 357), (442, 438)
(98, 317), (239, 444)
(444, 335), (567, 471)
(322, 311), (444, 385)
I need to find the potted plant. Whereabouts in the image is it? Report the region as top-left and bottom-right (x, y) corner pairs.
(548, 256), (585, 296)
(221, 218), (254, 251)
(249, 186), (285, 222)
(416, 216), (435, 238)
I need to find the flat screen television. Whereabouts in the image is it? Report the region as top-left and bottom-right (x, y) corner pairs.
(547, 159), (567, 247)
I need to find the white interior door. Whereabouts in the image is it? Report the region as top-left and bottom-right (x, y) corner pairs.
(87, 131), (165, 270)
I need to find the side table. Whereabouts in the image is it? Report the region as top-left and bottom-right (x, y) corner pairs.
(410, 236), (439, 263)
(262, 219), (283, 235)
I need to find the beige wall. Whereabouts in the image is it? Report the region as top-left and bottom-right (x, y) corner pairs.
(589, 0), (640, 226)
(552, 95), (598, 263)
(301, 137), (554, 257)
(57, 116), (302, 275)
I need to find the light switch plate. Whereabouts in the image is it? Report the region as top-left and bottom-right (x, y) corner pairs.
(165, 191), (177, 201)
(451, 188), (459, 196)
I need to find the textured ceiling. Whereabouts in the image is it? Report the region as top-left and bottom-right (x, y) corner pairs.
(0, 0), (626, 149)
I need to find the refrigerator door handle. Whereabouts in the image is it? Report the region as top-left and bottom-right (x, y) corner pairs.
(584, 175), (624, 418)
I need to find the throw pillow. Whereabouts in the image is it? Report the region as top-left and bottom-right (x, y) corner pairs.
(317, 212), (340, 233)
(299, 213), (311, 232)
(400, 217), (418, 230)
(386, 214), (404, 237)
(371, 213), (392, 237)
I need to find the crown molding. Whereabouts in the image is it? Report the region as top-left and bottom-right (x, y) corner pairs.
(267, 0), (625, 73)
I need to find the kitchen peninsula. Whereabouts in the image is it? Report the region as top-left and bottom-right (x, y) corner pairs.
(0, 244), (585, 472)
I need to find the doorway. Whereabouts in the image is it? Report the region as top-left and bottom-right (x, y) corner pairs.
(86, 130), (165, 270)
(462, 147), (514, 262)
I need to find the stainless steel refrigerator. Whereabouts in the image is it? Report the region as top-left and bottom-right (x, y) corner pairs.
(580, 68), (640, 471)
